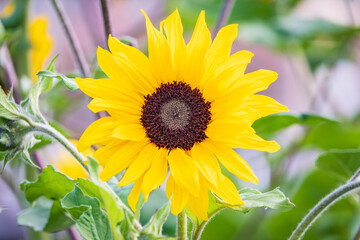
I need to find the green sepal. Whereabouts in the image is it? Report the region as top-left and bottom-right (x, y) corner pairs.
(28, 55), (57, 121)
(141, 201), (171, 236)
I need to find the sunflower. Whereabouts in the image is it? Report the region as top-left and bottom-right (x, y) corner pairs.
(76, 10), (288, 220)
(49, 139), (93, 179)
(29, 16), (53, 82)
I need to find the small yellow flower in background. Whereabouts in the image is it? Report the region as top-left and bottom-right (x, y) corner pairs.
(29, 16), (53, 82)
(1, 1), (15, 18)
(50, 139), (93, 179)
(76, 10), (288, 220)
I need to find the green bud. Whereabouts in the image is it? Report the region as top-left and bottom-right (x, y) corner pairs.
(0, 126), (13, 151)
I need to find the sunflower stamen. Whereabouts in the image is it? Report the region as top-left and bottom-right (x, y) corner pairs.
(141, 81), (211, 150)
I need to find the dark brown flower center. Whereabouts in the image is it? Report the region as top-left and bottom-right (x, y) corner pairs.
(141, 81), (211, 150)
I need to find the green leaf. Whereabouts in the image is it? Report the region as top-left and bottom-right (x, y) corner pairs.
(135, 194), (145, 220)
(252, 114), (300, 139)
(20, 151), (39, 169)
(0, 87), (23, 120)
(61, 186), (113, 240)
(21, 165), (77, 203)
(141, 201), (171, 236)
(28, 56), (58, 120)
(17, 196), (53, 231)
(118, 211), (139, 240)
(304, 121), (360, 150)
(77, 178), (127, 240)
(252, 113), (336, 139)
(187, 187), (294, 239)
(21, 164), (131, 239)
(37, 70), (79, 91)
(44, 200), (75, 232)
(17, 196), (74, 232)
(87, 155), (101, 183)
(316, 149), (360, 181)
(235, 187), (295, 212)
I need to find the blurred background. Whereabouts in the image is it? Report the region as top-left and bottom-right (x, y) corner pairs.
(1, 0), (360, 239)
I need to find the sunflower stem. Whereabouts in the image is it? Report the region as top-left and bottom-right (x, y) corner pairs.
(193, 207), (224, 240)
(214, 0), (235, 35)
(289, 180), (360, 240)
(177, 210), (188, 240)
(30, 122), (88, 172)
(67, 227), (81, 240)
(99, 0), (112, 48)
(49, 0), (90, 77)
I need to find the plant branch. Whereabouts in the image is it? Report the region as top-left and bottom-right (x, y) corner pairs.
(350, 168), (360, 182)
(30, 122), (88, 172)
(0, 45), (21, 103)
(289, 180), (360, 240)
(67, 227), (81, 240)
(49, 0), (90, 77)
(193, 207), (224, 240)
(32, 151), (46, 169)
(353, 222), (360, 240)
(214, 0), (235, 35)
(177, 210), (188, 240)
(100, 0), (112, 48)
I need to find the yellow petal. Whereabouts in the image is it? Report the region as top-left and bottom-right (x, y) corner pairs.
(166, 174), (189, 216)
(206, 120), (255, 141)
(233, 69), (278, 93)
(111, 123), (146, 141)
(108, 35), (158, 89)
(200, 24), (238, 87)
(77, 117), (118, 151)
(128, 177), (143, 212)
(141, 10), (175, 83)
(94, 141), (126, 166)
(97, 47), (152, 94)
(202, 51), (254, 98)
(88, 98), (142, 117)
(185, 11), (211, 87)
(167, 149), (200, 195)
(76, 77), (144, 104)
(211, 70), (279, 116)
(29, 16), (53, 83)
(142, 148), (168, 201)
(99, 140), (147, 181)
(160, 9), (186, 80)
(118, 143), (158, 187)
(191, 142), (221, 188)
(187, 179), (209, 221)
(247, 95), (289, 117)
(207, 141), (258, 184)
(209, 174), (244, 205)
(222, 134), (280, 153)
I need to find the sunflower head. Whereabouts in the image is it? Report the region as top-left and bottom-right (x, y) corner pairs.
(49, 139), (93, 179)
(76, 9), (288, 220)
(29, 16), (53, 83)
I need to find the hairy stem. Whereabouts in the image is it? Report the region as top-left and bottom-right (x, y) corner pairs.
(67, 227), (81, 240)
(49, 0), (90, 77)
(30, 122), (88, 172)
(177, 210), (188, 240)
(193, 207), (224, 240)
(214, 0), (235, 35)
(100, 0), (112, 47)
(289, 180), (360, 240)
(0, 45), (21, 103)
